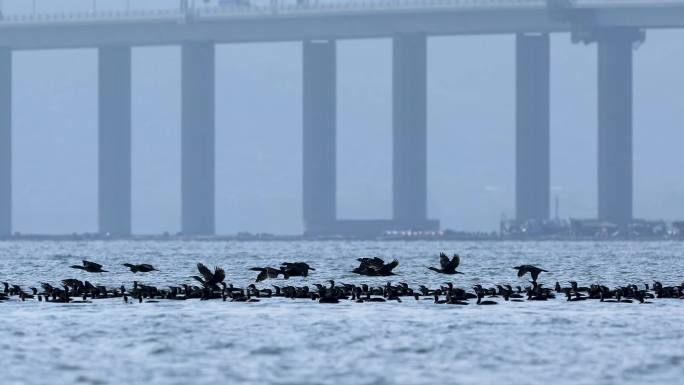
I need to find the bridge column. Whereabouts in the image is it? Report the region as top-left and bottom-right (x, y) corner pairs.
(302, 40), (336, 235)
(182, 42), (215, 235)
(0, 48), (11, 237)
(516, 33), (550, 222)
(98, 46), (131, 236)
(597, 28), (641, 227)
(393, 34), (427, 228)
(392, 35), (427, 228)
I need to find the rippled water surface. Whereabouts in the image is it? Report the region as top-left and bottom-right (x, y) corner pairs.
(1, 240), (683, 385)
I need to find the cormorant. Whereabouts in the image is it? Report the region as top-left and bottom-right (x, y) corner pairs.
(70, 260), (108, 273)
(513, 265), (547, 282)
(249, 267), (282, 282)
(191, 263), (226, 291)
(428, 253), (463, 275)
(476, 291), (497, 305)
(352, 257), (399, 276)
(123, 263), (157, 273)
(280, 262), (315, 278)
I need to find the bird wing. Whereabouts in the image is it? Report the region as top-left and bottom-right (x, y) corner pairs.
(448, 254), (461, 270)
(517, 266), (529, 277)
(197, 263), (214, 282)
(256, 270), (268, 282)
(191, 276), (207, 287)
(140, 264), (155, 270)
(211, 267), (226, 285)
(82, 260), (103, 269)
(358, 257), (383, 267)
(439, 253), (449, 269)
(296, 262), (313, 270)
(383, 259), (399, 273)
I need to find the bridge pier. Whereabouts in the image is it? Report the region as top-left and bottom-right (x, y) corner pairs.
(597, 28), (640, 227)
(302, 40), (337, 235)
(98, 46), (131, 236)
(393, 34), (428, 229)
(181, 42), (215, 235)
(0, 48), (10, 237)
(515, 33), (550, 222)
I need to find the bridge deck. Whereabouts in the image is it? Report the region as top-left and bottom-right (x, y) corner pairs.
(0, 0), (682, 49)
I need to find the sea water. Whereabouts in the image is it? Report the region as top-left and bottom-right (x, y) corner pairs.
(1, 240), (683, 385)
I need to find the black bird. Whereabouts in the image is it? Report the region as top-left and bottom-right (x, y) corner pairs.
(249, 267), (283, 282)
(353, 257), (399, 276)
(476, 291), (497, 305)
(428, 253), (463, 275)
(513, 265), (547, 282)
(280, 262), (315, 278)
(70, 260), (108, 273)
(191, 263), (226, 290)
(123, 263), (157, 273)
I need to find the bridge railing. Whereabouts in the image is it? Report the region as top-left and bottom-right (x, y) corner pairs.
(0, 0), (546, 25)
(0, 0), (681, 25)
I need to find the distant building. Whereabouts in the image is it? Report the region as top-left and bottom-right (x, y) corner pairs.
(500, 218), (569, 237)
(672, 221), (684, 237)
(569, 219), (617, 238)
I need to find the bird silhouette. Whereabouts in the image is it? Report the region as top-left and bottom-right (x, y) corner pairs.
(249, 267), (283, 282)
(70, 260), (107, 273)
(123, 263), (157, 273)
(513, 265), (548, 282)
(191, 263), (225, 290)
(428, 253), (463, 275)
(353, 257), (399, 276)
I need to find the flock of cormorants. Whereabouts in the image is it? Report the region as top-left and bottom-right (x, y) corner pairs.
(1, 253), (683, 305)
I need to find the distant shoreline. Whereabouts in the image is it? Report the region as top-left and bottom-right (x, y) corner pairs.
(1, 234), (682, 242)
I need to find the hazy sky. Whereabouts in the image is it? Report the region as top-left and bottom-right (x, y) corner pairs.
(5, 0), (684, 234)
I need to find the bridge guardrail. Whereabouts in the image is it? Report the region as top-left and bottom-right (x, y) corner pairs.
(0, 0), (681, 26)
(0, 0), (547, 25)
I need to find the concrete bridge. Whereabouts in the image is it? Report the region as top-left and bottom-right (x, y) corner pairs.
(0, 0), (682, 236)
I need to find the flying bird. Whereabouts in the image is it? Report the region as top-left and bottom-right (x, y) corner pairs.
(123, 263), (158, 273)
(280, 262), (315, 278)
(249, 267), (283, 282)
(192, 263), (226, 290)
(70, 260), (107, 273)
(514, 265), (548, 282)
(428, 253), (463, 275)
(352, 257), (399, 276)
